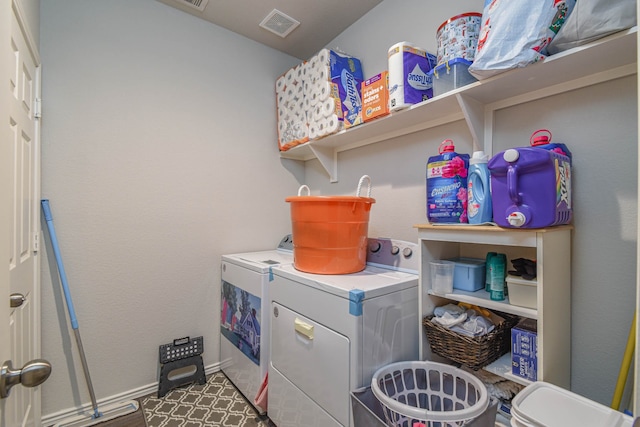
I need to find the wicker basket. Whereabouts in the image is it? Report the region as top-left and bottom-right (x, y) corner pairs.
(423, 312), (519, 370)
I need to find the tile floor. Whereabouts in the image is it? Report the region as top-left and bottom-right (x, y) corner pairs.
(140, 372), (274, 427)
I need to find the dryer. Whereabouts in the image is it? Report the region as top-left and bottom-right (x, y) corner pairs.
(268, 238), (419, 427)
(220, 235), (293, 414)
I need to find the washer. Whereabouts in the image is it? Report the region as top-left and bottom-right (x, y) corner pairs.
(268, 238), (419, 427)
(220, 235), (293, 414)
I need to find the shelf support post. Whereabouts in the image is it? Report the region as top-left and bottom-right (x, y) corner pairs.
(456, 93), (486, 153)
(308, 144), (338, 183)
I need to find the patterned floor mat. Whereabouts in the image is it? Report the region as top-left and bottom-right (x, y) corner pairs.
(141, 372), (273, 427)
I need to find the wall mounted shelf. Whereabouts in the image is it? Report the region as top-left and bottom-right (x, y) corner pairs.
(279, 27), (637, 182)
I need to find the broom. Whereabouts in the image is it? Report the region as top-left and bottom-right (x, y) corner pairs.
(42, 200), (139, 427)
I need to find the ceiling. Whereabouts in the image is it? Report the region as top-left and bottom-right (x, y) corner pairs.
(156, 0), (382, 60)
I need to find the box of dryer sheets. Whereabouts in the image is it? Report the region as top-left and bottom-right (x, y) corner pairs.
(362, 71), (390, 122)
(327, 49), (364, 129)
(512, 318), (538, 381)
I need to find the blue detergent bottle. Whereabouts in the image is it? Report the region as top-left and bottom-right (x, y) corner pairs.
(467, 151), (492, 224)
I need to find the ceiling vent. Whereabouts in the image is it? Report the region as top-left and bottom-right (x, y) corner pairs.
(259, 9), (300, 38)
(175, 0), (208, 12)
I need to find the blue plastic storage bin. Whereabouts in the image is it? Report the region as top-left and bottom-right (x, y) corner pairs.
(430, 58), (477, 97)
(448, 257), (486, 292)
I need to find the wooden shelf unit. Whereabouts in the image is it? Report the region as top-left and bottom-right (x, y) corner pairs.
(416, 224), (572, 388)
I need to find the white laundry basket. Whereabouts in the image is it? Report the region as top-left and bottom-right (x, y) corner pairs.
(371, 361), (489, 427)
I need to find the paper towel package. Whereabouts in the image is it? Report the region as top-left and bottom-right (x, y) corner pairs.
(327, 49), (364, 129)
(388, 42), (437, 112)
(362, 71), (389, 123)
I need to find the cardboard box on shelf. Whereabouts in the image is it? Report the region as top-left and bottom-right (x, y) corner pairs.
(362, 71), (389, 123)
(512, 318), (538, 381)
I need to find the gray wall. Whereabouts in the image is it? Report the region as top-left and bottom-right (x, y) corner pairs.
(38, 0), (637, 419)
(39, 0), (303, 417)
(316, 0), (638, 406)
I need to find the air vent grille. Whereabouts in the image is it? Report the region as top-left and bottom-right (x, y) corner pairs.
(259, 9), (300, 38)
(176, 0), (208, 12)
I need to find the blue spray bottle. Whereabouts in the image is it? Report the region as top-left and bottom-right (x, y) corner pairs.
(467, 151), (492, 224)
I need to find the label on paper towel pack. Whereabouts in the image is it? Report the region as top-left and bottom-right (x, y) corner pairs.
(329, 51), (364, 129)
(388, 43), (437, 111)
(362, 71), (389, 122)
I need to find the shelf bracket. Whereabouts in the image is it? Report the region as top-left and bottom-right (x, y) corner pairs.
(308, 144), (338, 182)
(456, 93), (486, 153)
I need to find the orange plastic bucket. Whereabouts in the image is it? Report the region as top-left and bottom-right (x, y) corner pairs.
(286, 176), (375, 274)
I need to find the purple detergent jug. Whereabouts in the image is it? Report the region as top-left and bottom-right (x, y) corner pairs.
(488, 133), (572, 228)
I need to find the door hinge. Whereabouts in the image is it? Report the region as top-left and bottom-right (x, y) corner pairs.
(34, 98), (41, 119)
(32, 232), (39, 253)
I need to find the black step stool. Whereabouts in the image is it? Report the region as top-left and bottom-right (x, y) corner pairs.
(157, 336), (206, 398)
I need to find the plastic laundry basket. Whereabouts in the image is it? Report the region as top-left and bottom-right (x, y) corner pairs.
(371, 361), (489, 427)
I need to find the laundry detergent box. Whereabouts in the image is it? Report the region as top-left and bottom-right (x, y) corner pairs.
(512, 318), (538, 381)
(328, 50), (364, 129)
(426, 140), (470, 223)
(388, 42), (437, 111)
(362, 71), (390, 122)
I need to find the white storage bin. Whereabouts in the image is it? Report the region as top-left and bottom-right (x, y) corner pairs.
(511, 381), (634, 427)
(506, 275), (537, 309)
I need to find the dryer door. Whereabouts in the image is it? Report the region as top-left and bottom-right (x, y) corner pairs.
(271, 302), (350, 426)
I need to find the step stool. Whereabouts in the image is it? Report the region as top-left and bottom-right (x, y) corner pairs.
(157, 336), (206, 398)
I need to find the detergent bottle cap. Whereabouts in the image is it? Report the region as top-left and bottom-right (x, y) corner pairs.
(470, 151), (489, 164)
(530, 129), (552, 147)
(438, 139), (455, 154)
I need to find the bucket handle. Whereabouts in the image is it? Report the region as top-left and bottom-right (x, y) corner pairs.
(356, 175), (372, 198)
(297, 185), (311, 196)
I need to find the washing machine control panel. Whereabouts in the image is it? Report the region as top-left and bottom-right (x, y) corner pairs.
(366, 238), (418, 273)
(277, 234), (294, 252)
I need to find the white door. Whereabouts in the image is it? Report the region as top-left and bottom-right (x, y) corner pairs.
(1, 2), (46, 426)
(0, 0), (13, 423)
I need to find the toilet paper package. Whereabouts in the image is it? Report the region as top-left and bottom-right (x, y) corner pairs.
(275, 62), (310, 151)
(388, 42), (437, 112)
(275, 49), (364, 147)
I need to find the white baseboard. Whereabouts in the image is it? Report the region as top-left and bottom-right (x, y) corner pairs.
(41, 363), (221, 426)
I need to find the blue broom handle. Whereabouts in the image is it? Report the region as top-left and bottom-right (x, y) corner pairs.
(41, 199), (79, 330)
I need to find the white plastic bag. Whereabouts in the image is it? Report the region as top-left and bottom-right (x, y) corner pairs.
(547, 0), (636, 54)
(468, 0), (575, 80)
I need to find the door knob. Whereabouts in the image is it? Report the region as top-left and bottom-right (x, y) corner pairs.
(0, 359), (51, 398)
(9, 293), (25, 308)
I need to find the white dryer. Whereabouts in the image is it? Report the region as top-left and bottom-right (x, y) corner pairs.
(268, 238), (419, 427)
(220, 235), (293, 414)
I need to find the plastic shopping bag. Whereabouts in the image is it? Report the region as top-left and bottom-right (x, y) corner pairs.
(547, 0), (636, 54)
(468, 0), (575, 80)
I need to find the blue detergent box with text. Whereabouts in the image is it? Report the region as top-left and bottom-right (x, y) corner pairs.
(512, 318), (538, 381)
